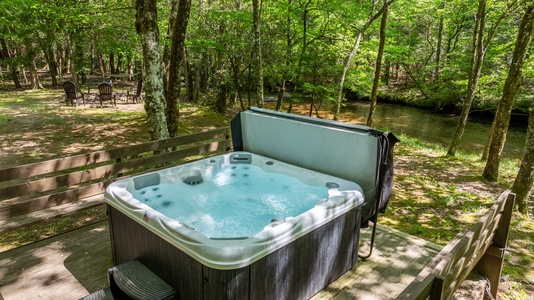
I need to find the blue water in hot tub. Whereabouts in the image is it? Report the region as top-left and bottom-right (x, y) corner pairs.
(131, 164), (329, 238)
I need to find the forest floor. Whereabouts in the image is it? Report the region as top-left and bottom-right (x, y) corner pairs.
(0, 85), (532, 299)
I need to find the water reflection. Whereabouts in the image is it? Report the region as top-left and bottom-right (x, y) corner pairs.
(340, 102), (527, 159)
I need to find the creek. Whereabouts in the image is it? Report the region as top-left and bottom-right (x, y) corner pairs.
(337, 102), (528, 159)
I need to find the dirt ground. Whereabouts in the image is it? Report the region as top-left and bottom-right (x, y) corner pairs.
(0, 88), (532, 298)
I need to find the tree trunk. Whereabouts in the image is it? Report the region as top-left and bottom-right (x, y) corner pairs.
(68, 37), (81, 87)
(276, 0), (292, 112)
(99, 53), (106, 78)
(252, 0), (264, 107)
(166, 0), (191, 137)
(216, 83), (227, 114)
(116, 53), (123, 73)
(448, 0), (487, 156)
(366, 0), (389, 127)
(434, 3), (444, 82)
(136, 0), (170, 141)
(511, 106), (534, 215)
(184, 47), (194, 102)
(483, 4), (534, 181)
(109, 52), (115, 74)
(448, 0), (512, 157)
(24, 40), (43, 90)
(43, 34), (59, 87)
(193, 67), (200, 103)
(1, 38), (21, 88)
(230, 57), (246, 111)
(163, 0), (179, 96)
(334, 0), (395, 121)
(294, 0), (311, 89)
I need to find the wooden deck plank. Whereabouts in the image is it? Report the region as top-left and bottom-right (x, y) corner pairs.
(0, 223), (441, 300)
(313, 225), (441, 300)
(0, 222), (112, 299)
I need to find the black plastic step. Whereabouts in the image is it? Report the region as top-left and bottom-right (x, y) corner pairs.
(108, 260), (175, 300)
(78, 287), (114, 300)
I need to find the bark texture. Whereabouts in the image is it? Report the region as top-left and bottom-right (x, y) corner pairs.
(166, 0), (191, 137)
(366, 0), (388, 127)
(334, 0), (395, 121)
(252, 0), (264, 107)
(448, 0), (487, 156)
(136, 0), (170, 141)
(483, 4), (534, 181)
(511, 107), (534, 215)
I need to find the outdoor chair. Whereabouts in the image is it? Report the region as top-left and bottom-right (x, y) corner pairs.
(127, 80), (144, 103)
(98, 82), (116, 107)
(62, 81), (85, 106)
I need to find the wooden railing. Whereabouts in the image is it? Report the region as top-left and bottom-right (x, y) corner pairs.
(396, 190), (516, 300)
(0, 127), (232, 234)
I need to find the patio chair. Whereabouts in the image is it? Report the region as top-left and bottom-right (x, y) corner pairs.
(98, 82), (116, 107)
(127, 80), (144, 103)
(62, 81), (85, 106)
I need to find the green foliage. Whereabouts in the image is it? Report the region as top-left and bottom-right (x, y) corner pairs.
(1, 0), (534, 116)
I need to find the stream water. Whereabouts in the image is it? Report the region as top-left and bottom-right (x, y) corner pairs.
(338, 102), (528, 159)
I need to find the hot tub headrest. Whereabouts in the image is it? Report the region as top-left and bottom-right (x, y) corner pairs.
(134, 173), (161, 190)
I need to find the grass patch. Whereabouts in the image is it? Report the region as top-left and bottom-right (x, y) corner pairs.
(0, 91), (531, 297)
(381, 133), (533, 298)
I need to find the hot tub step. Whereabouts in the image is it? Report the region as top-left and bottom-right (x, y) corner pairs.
(78, 287), (114, 300)
(108, 260), (175, 300)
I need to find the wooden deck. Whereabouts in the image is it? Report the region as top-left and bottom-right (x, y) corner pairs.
(0, 222), (442, 300)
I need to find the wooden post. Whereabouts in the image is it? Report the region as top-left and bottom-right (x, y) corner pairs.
(475, 191), (515, 298)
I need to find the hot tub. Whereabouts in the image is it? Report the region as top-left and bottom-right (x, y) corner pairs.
(105, 152), (365, 299)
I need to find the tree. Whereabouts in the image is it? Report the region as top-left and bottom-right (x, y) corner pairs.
(483, 3), (534, 181)
(511, 104), (534, 215)
(252, 0), (264, 107)
(447, 0), (516, 156)
(166, 0), (192, 137)
(333, 0), (395, 121)
(366, 0), (389, 127)
(136, 0), (170, 141)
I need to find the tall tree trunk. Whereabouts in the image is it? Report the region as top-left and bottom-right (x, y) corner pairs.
(449, 0), (513, 157)
(252, 0), (264, 107)
(483, 4), (534, 181)
(184, 47), (194, 102)
(216, 83), (227, 114)
(294, 0), (311, 88)
(512, 105), (534, 215)
(276, 0), (293, 112)
(43, 33), (59, 87)
(163, 0), (179, 97)
(166, 0), (191, 137)
(334, 0), (395, 121)
(434, 6), (444, 82)
(230, 57), (246, 111)
(109, 52), (115, 74)
(90, 42), (95, 74)
(136, 0), (170, 141)
(1, 38), (22, 88)
(67, 37), (81, 87)
(98, 53), (106, 78)
(193, 67), (200, 103)
(366, 0), (389, 127)
(116, 53), (123, 73)
(24, 41), (42, 90)
(448, 0), (487, 156)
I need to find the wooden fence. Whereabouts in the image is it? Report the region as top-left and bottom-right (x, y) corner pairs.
(396, 190), (515, 300)
(0, 127), (232, 234)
